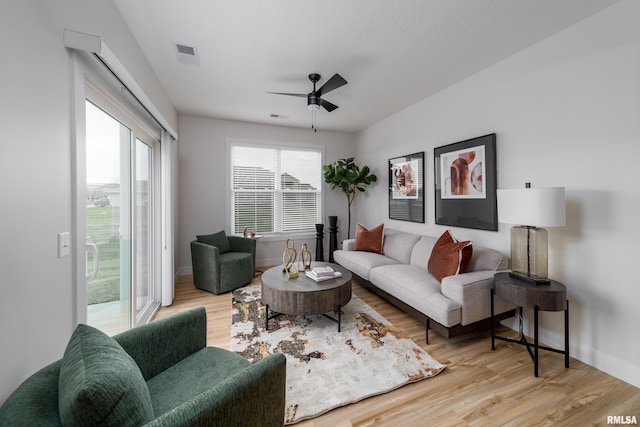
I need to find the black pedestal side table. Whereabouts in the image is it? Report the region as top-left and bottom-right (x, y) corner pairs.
(328, 216), (338, 263)
(315, 224), (324, 261)
(491, 272), (569, 377)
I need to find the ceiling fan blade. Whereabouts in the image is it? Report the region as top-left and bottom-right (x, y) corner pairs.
(266, 92), (307, 97)
(320, 98), (339, 112)
(315, 74), (347, 97)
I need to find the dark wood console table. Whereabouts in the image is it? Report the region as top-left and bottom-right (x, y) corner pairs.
(491, 272), (569, 377)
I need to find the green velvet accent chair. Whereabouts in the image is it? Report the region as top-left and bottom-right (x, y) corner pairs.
(0, 306), (287, 427)
(191, 231), (257, 294)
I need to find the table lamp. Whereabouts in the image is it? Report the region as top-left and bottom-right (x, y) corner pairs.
(497, 183), (565, 285)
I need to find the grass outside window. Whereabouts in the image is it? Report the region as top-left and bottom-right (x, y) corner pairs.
(87, 204), (121, 305)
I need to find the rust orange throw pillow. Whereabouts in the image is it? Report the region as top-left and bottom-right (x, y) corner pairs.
(428, 230), (473, 282)
(354, 223), (384, 254)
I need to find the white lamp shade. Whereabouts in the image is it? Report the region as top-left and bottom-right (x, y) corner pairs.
(497, 187), (566, 227)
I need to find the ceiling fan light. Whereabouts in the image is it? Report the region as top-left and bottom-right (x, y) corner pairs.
(308, 103), (320, 111)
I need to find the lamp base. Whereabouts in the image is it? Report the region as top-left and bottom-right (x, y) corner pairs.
(509, 271), (551, 285)
(510, 225), (549, 282)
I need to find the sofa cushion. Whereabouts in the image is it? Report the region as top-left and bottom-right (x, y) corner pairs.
(467, 245), (508, 272)
(333, 249), (400, 281)
(0, 361), (62, 425)
(409, 236), (437, 270)
(369, 265), (462, 327)
(355, 223), (384, 253)
(58, 324), (154, 427)
(197, 230), (232, 254)
(147, 347), (250, 417)
(382, 229), (421, 264)
(427, 230), (472, 282)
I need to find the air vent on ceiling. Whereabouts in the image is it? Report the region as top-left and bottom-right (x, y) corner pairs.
(176, 44), (194, 55)
(174, 43), (200, 66)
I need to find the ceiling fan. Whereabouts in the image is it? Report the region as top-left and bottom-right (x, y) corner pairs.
(268, 73), (347, 113)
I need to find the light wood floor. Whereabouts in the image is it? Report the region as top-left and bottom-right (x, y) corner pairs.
(155, 274), (640, 427)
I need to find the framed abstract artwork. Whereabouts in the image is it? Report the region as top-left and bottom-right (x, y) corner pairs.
(388, 151), (425, 223)
(434, 133), (497, 231)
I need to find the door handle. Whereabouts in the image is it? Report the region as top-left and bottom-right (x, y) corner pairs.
(86, 243), (99, 283)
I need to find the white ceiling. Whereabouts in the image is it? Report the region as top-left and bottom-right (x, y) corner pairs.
(114, 0), (618, 134)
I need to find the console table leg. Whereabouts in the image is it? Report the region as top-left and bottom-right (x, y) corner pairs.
(338, 306), (342, 332)
(490, 288), (495, 350)
(534, 305), (539, 377)
(565, 299), (570, 368)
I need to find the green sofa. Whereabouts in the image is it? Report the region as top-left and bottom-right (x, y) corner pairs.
(191, 231), (257, 294)
(0, 306), (286, 426)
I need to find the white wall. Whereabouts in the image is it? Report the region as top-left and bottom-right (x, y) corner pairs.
(354, 0), (640, 388)
(2, 0), (637, 406)
(0, 0), (176, 403)
(177, 116), (356, 271)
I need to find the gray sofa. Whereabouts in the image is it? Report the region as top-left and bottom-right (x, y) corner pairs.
(334, 228), (515, 342)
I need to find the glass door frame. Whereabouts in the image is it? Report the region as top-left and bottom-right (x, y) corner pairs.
(72, 53), (162, 332)
(134, 136), (161, 327)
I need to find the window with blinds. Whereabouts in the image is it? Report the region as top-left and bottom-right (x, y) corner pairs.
(230, 143), (322, 235)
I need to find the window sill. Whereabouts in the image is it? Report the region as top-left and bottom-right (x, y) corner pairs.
(232, 232), (316, 243)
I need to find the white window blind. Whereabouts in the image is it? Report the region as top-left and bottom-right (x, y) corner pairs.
(230, 143), (322, 235)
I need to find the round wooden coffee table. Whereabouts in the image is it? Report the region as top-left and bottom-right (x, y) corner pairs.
(261, 262), (352, 331)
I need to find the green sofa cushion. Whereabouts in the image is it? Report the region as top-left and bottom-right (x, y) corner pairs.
(146, 346), (251, 417)
(197, 230), (232, 254)
(0, 361), (62, 426)
(58, 324), (154, 427)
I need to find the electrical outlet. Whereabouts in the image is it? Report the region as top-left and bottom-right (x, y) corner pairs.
(58, 232), (70, 258)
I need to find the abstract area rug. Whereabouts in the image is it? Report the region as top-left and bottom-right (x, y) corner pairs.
(231, 284), (445, 424)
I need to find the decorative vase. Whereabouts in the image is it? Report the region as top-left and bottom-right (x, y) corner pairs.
(282, 239), (298, 278)
(328, 216), (338, 263)
(315, 224), (324, 261)
(298, 242), (312, 271)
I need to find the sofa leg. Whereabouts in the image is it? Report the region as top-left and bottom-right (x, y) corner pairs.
(425, 318), (429, 344)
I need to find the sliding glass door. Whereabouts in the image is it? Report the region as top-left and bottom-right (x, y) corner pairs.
(85, 100), (131, 334)
(84, 99), (160, 335)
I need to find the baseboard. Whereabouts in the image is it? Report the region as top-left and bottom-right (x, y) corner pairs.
(257, 257), (282, 268)
(176, 266), (192, 278)
(177, 261), (276, 277)
(178, 259), (323, 273)
(530, 323), (639, 389)
(501, 317), (640, 389)
(577, 343), (640, 389)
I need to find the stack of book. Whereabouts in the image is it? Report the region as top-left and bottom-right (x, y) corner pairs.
(305, 265), (343, 282)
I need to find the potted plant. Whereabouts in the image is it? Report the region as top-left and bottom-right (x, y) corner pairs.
(323, 157), (377, 239)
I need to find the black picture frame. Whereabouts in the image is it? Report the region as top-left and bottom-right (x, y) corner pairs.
(388, 151), (425, 223)
(434, 133), (497, 231)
